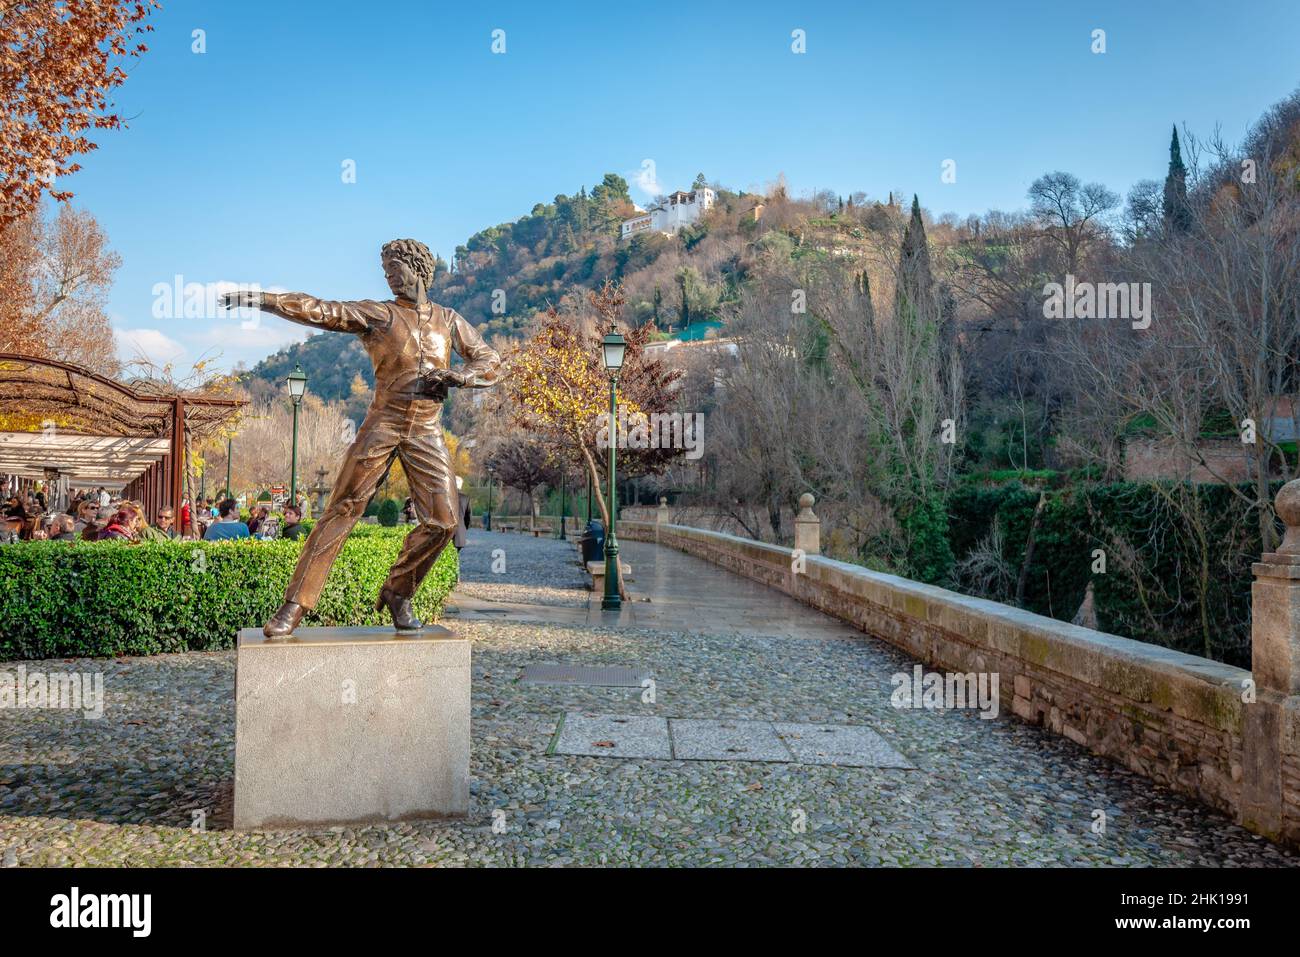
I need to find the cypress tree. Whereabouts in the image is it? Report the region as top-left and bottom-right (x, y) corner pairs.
(856, 270), (875, 328)
(1163, 125), (1191, 233)
(895, 195), (936, 322)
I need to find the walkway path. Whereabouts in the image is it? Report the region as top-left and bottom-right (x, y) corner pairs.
(0, 529), (1295, 866)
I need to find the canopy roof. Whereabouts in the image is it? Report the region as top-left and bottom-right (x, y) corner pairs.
(0, 432), (171, 489)
(0, 354), (246, 506)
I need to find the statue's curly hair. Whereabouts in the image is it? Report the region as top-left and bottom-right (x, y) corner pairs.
(381, 238), (437, 288)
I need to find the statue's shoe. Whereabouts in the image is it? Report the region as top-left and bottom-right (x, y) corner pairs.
(376, 588), (424, 633)
(263, 600), (306, 638)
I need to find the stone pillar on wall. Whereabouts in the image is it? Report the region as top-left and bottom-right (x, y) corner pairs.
(1242, 479), (1300, 840)
(656, 497), (668, 542)
(793, 493), (820, 557)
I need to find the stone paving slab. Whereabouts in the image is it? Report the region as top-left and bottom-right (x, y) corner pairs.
(670, 718), (793, 762)
(520, 664), (651, 688)
(551, 713), (914, 768)
(775, 722), (916, 769)
(550, 713), (671, 760)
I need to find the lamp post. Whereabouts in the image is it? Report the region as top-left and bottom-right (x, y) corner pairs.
(559, 473), (567, 540)
(600, 325), (626, 611)
(486, 465), (495, 531)
(225, 435), (233, 499)
(286, 364), (308, 508)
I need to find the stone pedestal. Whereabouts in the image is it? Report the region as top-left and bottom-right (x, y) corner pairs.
(234, 626), (469, 830)
(1241, 480), (1300, 841)
(793, 492), (820, 556)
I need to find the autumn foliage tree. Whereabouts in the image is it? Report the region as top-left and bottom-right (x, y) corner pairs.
(0, 203), (122, 374)
(1, 0), (158, 225)
(484, 437), (559, 532)
(501, 280), (683, 539)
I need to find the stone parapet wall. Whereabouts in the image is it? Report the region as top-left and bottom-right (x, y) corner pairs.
(621, 520), (1300, 845)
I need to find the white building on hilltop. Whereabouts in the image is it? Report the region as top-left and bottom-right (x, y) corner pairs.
(621, 188), (716, 239)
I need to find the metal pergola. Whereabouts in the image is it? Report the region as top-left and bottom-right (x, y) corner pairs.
(0, 354), (245, 524)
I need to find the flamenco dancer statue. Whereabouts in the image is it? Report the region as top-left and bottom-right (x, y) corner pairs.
(222, 239), (500, 637)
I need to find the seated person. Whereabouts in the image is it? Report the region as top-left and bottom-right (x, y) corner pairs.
(73, 499), (98, 533)
(97, 509), (135, 541)
(82, 507), (114, 541)
(203, 498), (250, 540)
(280, 505), (307, 541)
(50, 514), (78, 541)
(247, 505), (269, 537)
(139, 506), (179, 541)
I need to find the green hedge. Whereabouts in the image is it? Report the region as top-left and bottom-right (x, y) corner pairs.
(944, 481), (1280, 668)
(0, 526), (458, 660)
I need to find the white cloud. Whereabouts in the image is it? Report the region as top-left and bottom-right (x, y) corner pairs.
(113, 327), (187, 369)
(200, 317), (308, 353)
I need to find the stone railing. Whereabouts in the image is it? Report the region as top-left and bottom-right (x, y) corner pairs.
(621, 488), (1300, 846)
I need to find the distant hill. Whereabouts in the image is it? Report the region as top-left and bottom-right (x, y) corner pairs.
(242, 172), (642, 403)
(240, 170), (869, 406)
(241, 331), (372, 413)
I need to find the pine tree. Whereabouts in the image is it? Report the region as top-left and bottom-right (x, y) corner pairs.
(1163, 125), (1192, 233)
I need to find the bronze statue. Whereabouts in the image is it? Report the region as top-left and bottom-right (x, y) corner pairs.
(221, 239), (500, 637)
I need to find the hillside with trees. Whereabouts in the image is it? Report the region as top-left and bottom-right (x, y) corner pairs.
(235, 86), (1300, 669)
(243, 169), (757, 401)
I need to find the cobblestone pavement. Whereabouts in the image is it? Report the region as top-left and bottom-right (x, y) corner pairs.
(452, 529), (591, 607)
(0, 532), (1295, 867)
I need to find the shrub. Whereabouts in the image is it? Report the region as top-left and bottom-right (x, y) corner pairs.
(899, 494), (955, 585)
(377, 498), (401, 527)
(942, 480), (1282, 667)
(0, 529), (458, 660)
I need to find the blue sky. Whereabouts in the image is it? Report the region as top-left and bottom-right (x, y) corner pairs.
(61, 0), (1300, 373)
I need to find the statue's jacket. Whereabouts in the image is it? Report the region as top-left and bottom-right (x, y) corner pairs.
(259, 293), (501, 408)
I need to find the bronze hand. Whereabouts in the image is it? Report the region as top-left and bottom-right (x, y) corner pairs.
(420, 368), (467, 400)
(220, 289), (263, 310)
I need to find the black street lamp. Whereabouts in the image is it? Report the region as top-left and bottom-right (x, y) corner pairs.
(225, 434), (233, 501)
(600, 326), (626, 611)
(559, 473), (567, 540)
(486, 465), (496, 531)
(287, 364), (308, 508)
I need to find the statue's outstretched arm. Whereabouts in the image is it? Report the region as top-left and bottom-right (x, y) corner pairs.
(222, 290), (381, 335)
